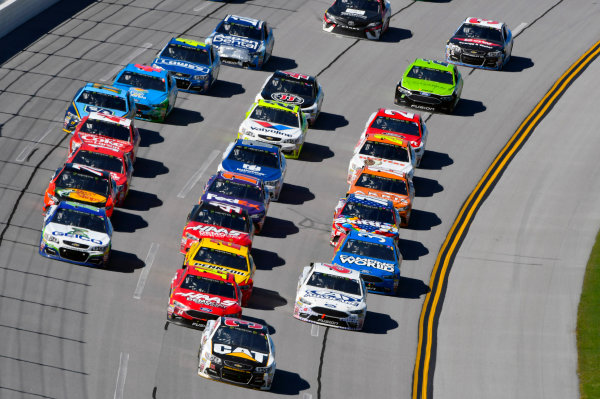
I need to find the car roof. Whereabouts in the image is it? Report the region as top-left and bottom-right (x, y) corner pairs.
(199, 200), (249, 217)
(462, 17), (504, 30)
(197, 237), (249, 256)
(121, 63), (169, 79)
(185, 265), (236, 284)
(255, 99), (301, 114)
(215, 171), (263, 187)
(347, 193), (395, 208)
(86, 112), (132, 127)
(311, 262), (362, 279)
(364, 133), (410, 148)
(219, 317), (268, 333)
(358, 166), (408, 180)
(375, 108), (418, 123)
(223, 14), (263, 29)
(411, 58), (454, 72)
(235, 138), (280, 153)
(168, 37), (209, 49)
(273, 70), (316, 84)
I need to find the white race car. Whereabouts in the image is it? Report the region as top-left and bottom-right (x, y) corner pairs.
(294, 262), (367, 330)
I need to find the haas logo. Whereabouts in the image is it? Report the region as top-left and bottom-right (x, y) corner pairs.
(271, 92), (304, 105)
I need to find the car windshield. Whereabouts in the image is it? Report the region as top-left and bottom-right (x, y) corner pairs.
(193, 207), (249, 232)
(208, 178), (263, 203)
(456, 23), (503, 42)
(250, 105), (299, 127)
(371, 116), (420, 137)
(180, 274), (236, 298)
(341, 238), (396, 261)
(116, 71), (166, 92)
(359, 141), (410, 163)
(77, 90), (127, 112)
(407, 66), (454, 85)
(228, 146), (279, 169)
(216, 22), (262, 41)
(50, 208), (106, 233)
(268, 77), (314, 97)
(56, 170), (110, 196)
(161, 44), (210, 65)
(337, 0), (380, 12)
(341, 201), (395, 224)
(193, 247), (248, 272)
(79, 119), (131, 142)
(355, 173), (408, 196)
(71, 151), (124, 174)
(307, 271), (361, 296)
(213, 326), (269, 353)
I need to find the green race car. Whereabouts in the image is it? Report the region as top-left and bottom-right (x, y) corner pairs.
(395, 58), (463, 113)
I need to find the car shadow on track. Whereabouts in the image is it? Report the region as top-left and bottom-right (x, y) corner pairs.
(396, 276), (430, 299)
(120, 191), (163, 211)
(271, 369), (311, 395)
(453, 98), (486, 117)
(262, 55), (299, 72)
(165, 108), (203, 126)
(380, 27), (413, 43)
(299, 142), (335, 163)
(246, 287), (288, 312)
(138, 128), (164, 147)
(206, 79), (245, 98)
(251, 247), (286, 270)
(278, 183), (315, 204)
(311, 111), (349, 131)
(132, 158), (169, 178)
(260, 217), (300, 238)
(418, 150), (453, 170)
(110, 209), (149, 232)
(502, 56), (534, 73)
(413, 176), (443, 197)
(362, 310), (399, 333)
(407, 209), (442, 231)
(107, 249), (145, 273)
(398, 238), (429, 261)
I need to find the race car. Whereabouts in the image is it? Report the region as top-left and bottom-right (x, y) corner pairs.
(323, 0), (391, 41)
(43, 163), (117, 217)
(66, 142), (133, 206)
(238, 100), (308, 159)
(180, 201), (254, 254)
(330, 193), (400, 245)
(198, 317), (276, 390)
(360, 108), (428, 166)
(152, 37), (220, 93)
(184, 238), (256, 306)
(168, 267), (242, 330)
(446, 17), (513, 70)
(39, 201), (112, 267)
(255, 70), (324, 125)
(200, 171), (270, 233)
(69, 112), (141, 163)
(347, 166), (414, 226)
(218, 139), (287, 201)
(63, 83), (136, 133)
(294, 262), (367, 331)
(332, 231), (401, 295)
(395, 58), (463, 113)
(205, 15), (274, 70)
(347, 133), (416, 183)
(112, 63), (177, 122)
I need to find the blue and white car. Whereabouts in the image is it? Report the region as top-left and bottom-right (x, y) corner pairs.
(63, 83), (136, 133)
(206, 15), (274, 70)
(332, 230), (401, 295)
(218, 139), (286, 201)
(152, 37), (220, 93)
(112, 63), (177, 122)
(39, 201), (113, 267)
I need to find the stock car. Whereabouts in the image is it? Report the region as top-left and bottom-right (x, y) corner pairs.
(205, 15), (274, 70)
(360, 108), (428, 166)
(63, 83), (136, 133)
(198, 317), (276, 390)
(238, 100), (308, 159)
(66, 143), (133, 206)
(43, 163), (117, 217)
(184, 238), (256, 306)
(39, 201), (112, 267)
(347, 166), (414, 226)
(152, 37), (220, 93)
(323, 0), (391, 41)
(218, 139), (287, 201)
(395, 58), (463, 113)
(446, 17), (513, 70)
(255, 70), (324, 125)
(200, 171), (270, 233)
(180, 201), (254, 254)
(69, 112), (141, 163)
(330, 193), (400, 245)
(347, 133), (416, 183)
(294, 262), (367, 331)
(332, 231), (401, 295)
(112, 64), (177, 122)
(168, 267), (242, 330)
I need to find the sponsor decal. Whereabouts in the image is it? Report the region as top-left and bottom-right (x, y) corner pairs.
(79, 134), (130, 151)
(197, 264), (246, 276)
(409, 104), (436, 111)
(129, 89), (147, 99)
(176, 292), (237, 308)
(157, 59), (210, 73)
(338, 254), (395, 272)
(51, 227), (104, 245)
(213, 344), (268, 362)
(319, 319), (340, 325)
(212, 34), (260, 51)
(206, 193), (261, 210)
(188, 225), (243, 238)
(304, 289), (359, 303)
(56, 188), (107, 203)
(254, 120), (293, 131)
(271, 92), (304, 105)
(200, 307), (213, 312)
(326, 264), (351, 274)
(344, 8), (365, 15)
(455, 37), (500, 47)
(281, 71), (311, 80)
(83, 106), (114, 115)
(242, 164), (262, 172)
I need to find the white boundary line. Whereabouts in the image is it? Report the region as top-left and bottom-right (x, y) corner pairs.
(310, 324), (319, 337)
(15, 127), (54, 162)
(177, 149), (221, 198)
(133, 243), (159, 299)
(113, 352), (129, 399)
(303, 393), (313, 399)
(512, 22), (528, 36)
(193, 3), (210, 12)
(100, 43), (153, 82)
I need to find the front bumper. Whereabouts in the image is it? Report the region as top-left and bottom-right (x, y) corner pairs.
(218, 46), (263, 70)
(134, 102), (168, 122)
(446, 48), (503, 70)
(395, 87), (455, 112)
(39, 240), (108, 267)
(167, 306), (221, 330)
(198, 357), (273, 390)
(293, 303), (364, 330)
(322, 19), (383, 40)
(361, 273), (398, 295)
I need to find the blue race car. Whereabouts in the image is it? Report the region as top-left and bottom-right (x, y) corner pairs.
(218, 139), (286, 201)
(152, 37), (220, 93)
(112, 63), (178, 122)
(40, 201), (113, 267)
(63, 83), (136, 133)
(206, 14), (274, 70)
(332, 230), (401, 295)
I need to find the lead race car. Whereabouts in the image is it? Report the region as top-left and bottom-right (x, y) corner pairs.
(323, 0), (391, 41)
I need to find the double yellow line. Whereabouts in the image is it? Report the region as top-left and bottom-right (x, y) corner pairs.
(412, 39), (600, 399)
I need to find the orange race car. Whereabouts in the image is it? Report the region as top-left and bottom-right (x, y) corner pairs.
(347, 166), (414, 226)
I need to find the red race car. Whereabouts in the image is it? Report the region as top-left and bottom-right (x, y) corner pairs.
(67, 142), (133, 206)
(168, 267), (242, 330)
(69, 112), (141, 163)
(180, 201), (254, 254)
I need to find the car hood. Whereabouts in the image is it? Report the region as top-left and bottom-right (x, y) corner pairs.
(114, 86), (167, 105)
(183, 221), (252, 247)
(211, 34), (262, 52)
(172, 289), (239, 314)
(202, 192), (265, 218)
(220, 159), (281, 182)
(449, 36), (503, 51)
(211, 341), (270, 366)
(242, 119), (302, 140)
(45, 222), (110, 246)
(55, 187), (108, 207)
(299, 287), (364, 309)
(332, 252), (397, 274)
(260, 88), (316, 108)
(78, 133), (134, 154)
(333, 216), (399, 237)
(401, 77), (455, 95)
(152, 57), (211, 75)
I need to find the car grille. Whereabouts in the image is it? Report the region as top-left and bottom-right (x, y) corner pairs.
(63, 240), (89, 249)
(336, 17), (368, 28)
(407, 94), (441, 105)
(175, 78), (191, 90)
(136, 103), (151, 111)
(461, 54), (485, 66)
(224, 360), (253, 371)
(258, 134), (281, 142)
(59, 248), (88, 262)
(311, 306), (348, 318)
(173, 72), (191, 78)
(360, 274), (383, 283)
(186, 310), (219, 320)
(222, 368), (252, 384)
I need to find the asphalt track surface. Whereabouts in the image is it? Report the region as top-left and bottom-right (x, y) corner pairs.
(0, 1), (599, 399)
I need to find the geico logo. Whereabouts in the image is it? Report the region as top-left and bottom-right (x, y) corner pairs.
(206, 193), (260, 210)
(338, 255), (395, 272)
(52, 231), (103, 244)
(213, 35), (259, 50)
(177, 292), (237, 308)
(189, 225), (242, 237)
(304, 289), (358, 303)
(212, 344), (268, 362)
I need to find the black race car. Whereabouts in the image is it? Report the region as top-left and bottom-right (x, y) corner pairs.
(323, 0), (391, 41)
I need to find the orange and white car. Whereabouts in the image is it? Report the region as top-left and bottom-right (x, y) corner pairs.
(347, 166), (414, 226)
